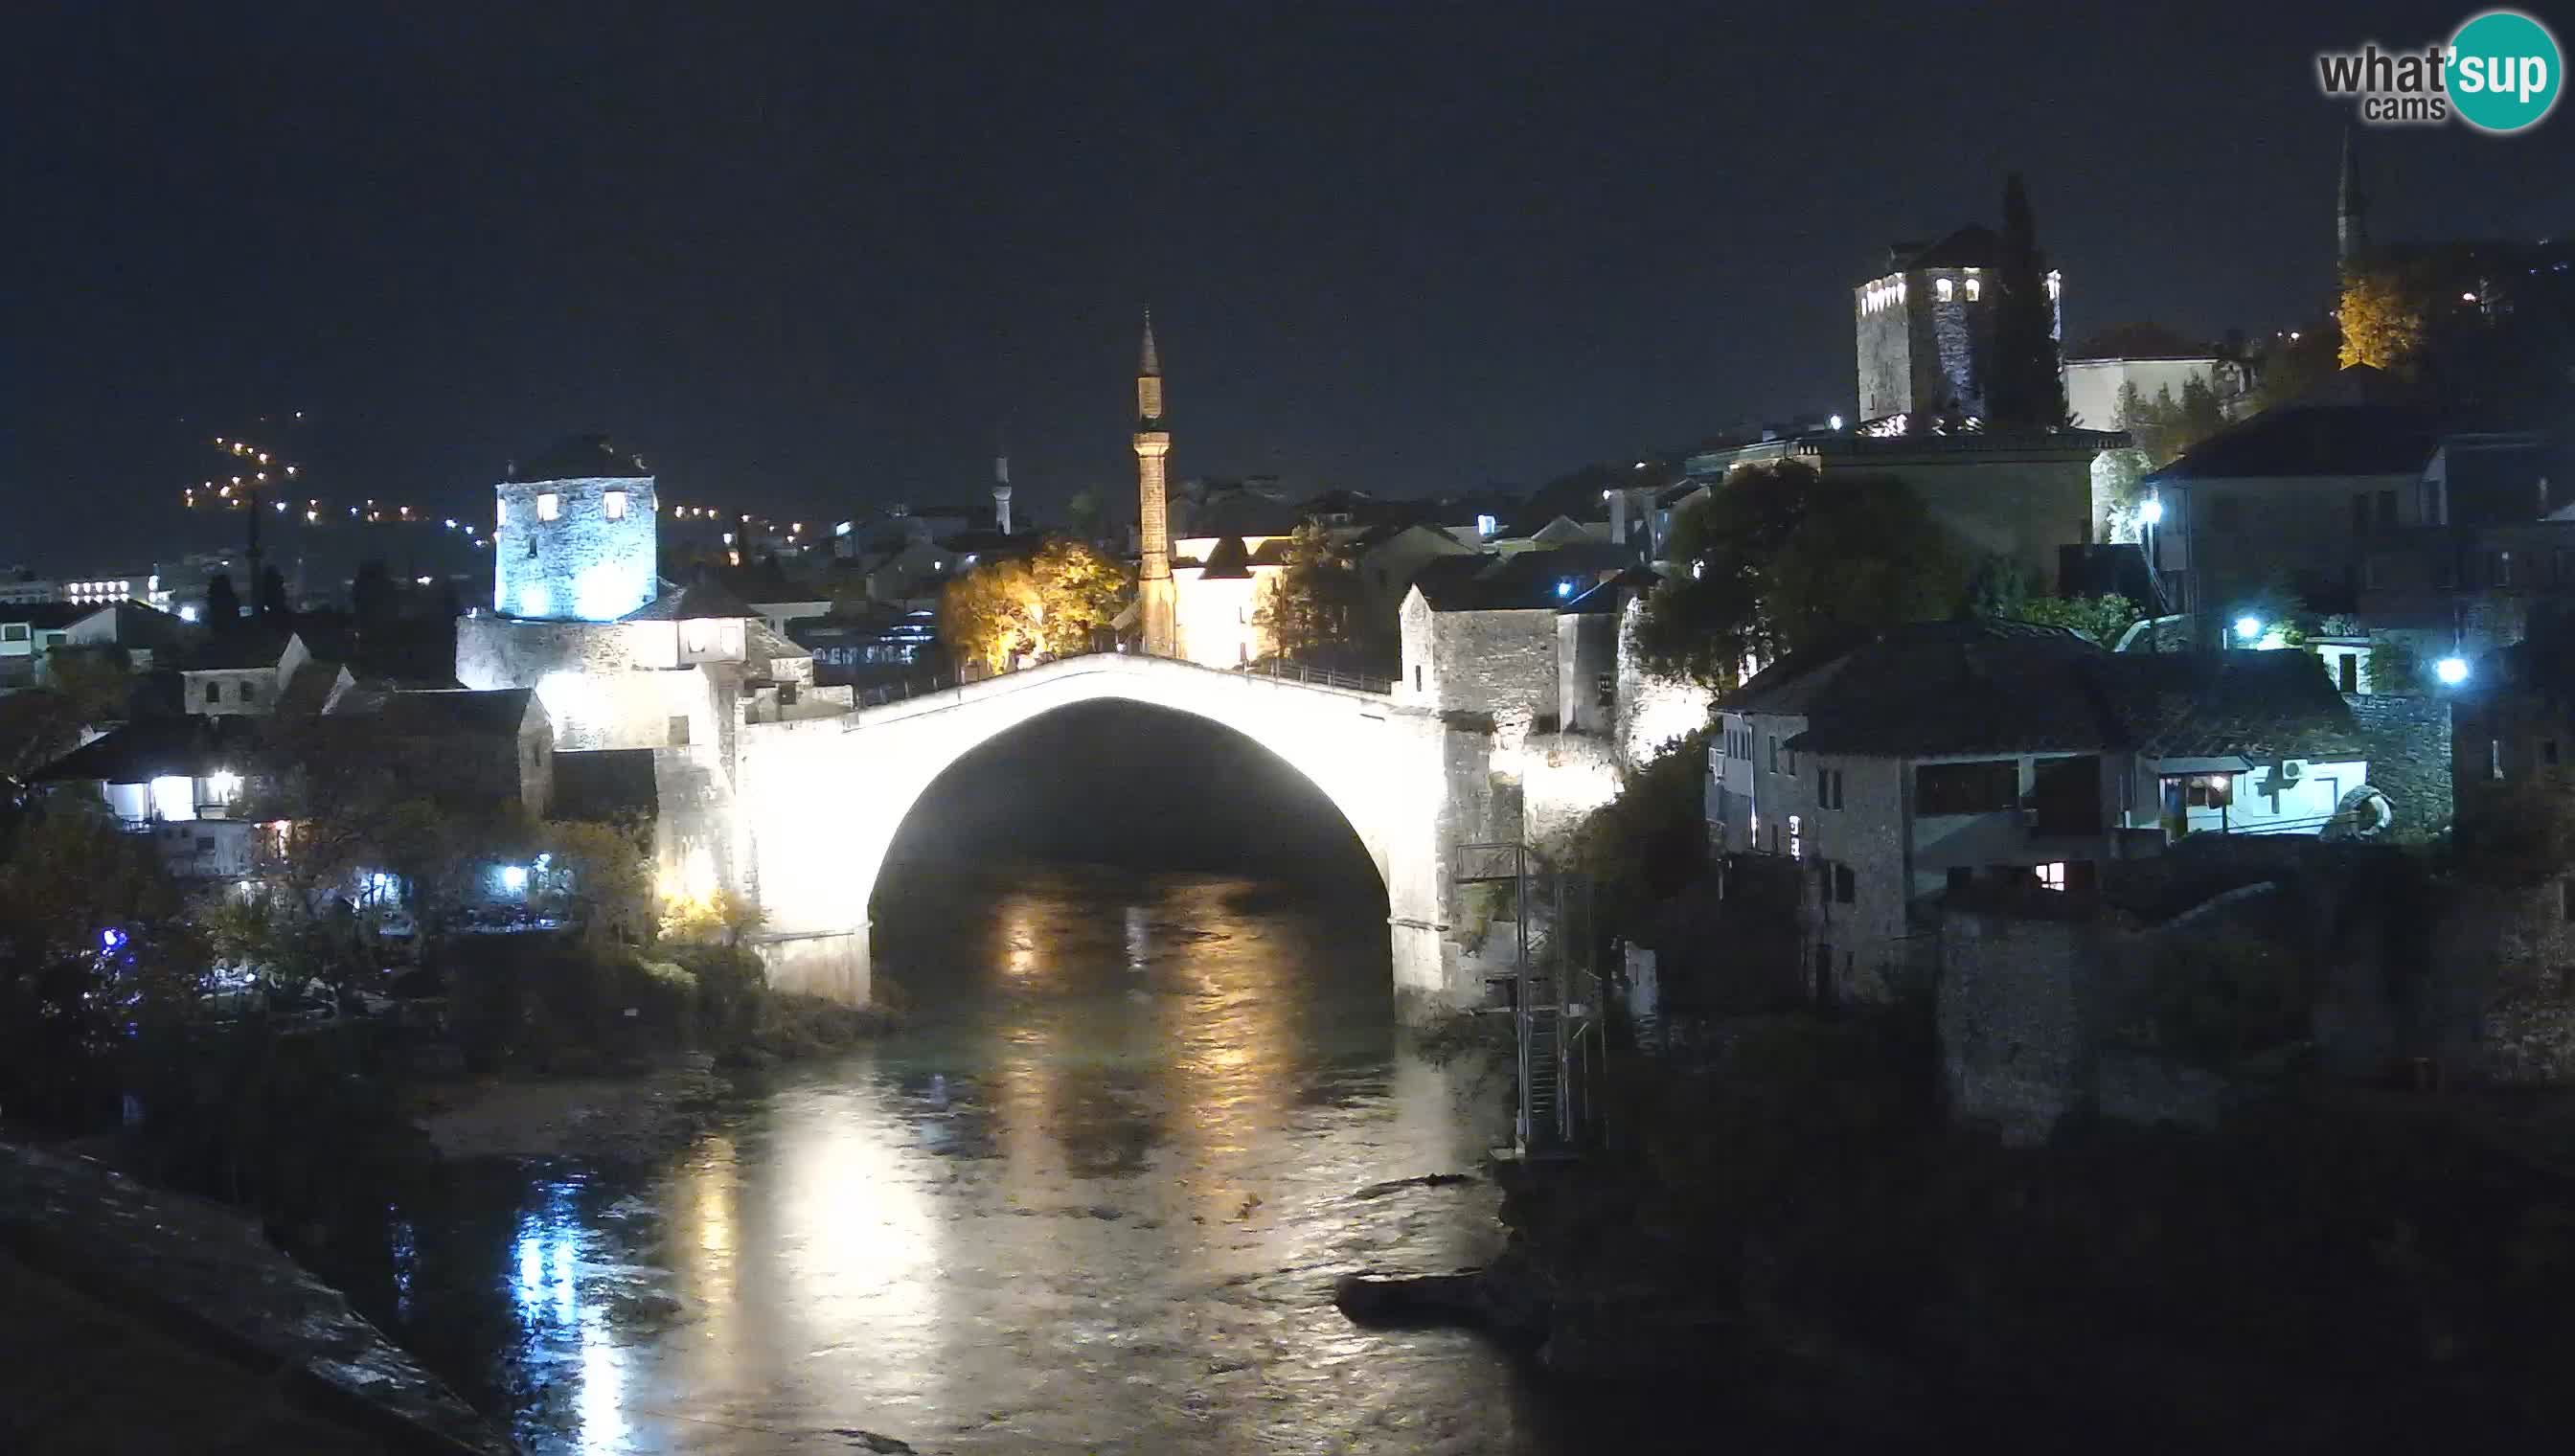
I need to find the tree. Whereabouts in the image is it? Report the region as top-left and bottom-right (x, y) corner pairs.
(1028, 538), (1128, 657)
(940, 557), (1040, 673)
(257, 565), (289, 622)
(939, 537), (1129, 671)
(2013, 593), (2142, 646)
(205, 572), (242, 628)
(2338, 262), (2428, 373)
(533, 817), (655, 952)
(0, 799), (203, 1127)
(2248, 322), (2342, 413)
(351, 560), (398, 642)
(2118, 377), (2227, 466)
(1065, 489), (1104, 543)
(1634, 461), (1969, 688)
(1251, 521), (1343, 662)
(2366, 633), (2423, 694)
(1986, 173), (2068, 429)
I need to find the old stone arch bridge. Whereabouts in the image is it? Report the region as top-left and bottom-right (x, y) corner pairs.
(730, 653), (1495, 1018)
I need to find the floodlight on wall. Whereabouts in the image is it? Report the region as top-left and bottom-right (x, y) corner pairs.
(2436, 656), (2470, 686)
(2140, 496), (2165, 526)
(2235, 616), (2263, 642)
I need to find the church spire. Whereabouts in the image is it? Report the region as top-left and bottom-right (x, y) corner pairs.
(2337, 126), (2369, 265)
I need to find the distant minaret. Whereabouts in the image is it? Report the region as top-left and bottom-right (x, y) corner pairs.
(2336, 127), (2369, 266)
(992, 435), (1014, 536)
(1133, 310), (1177, 657)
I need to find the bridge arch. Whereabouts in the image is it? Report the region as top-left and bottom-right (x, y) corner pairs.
(734, 654), (1464, 1016)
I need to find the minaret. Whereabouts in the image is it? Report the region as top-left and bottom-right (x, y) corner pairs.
(2336, 127), (2369, 266)
(1133, 310), (1177, 657)
(992, 435), (1013, 536)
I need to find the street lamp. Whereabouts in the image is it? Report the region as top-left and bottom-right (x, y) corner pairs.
(2234, 615), (2263, 644)
(2436, 655), (2470, 686)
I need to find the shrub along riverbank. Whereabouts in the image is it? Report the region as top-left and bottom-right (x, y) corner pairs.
(1375, 1012), (2575, 1445)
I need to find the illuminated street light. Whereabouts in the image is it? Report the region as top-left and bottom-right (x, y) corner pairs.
(2140, 496), (2164, 526)
(2234, 615), (2263, 642)
(2436, 656), (2470, 686)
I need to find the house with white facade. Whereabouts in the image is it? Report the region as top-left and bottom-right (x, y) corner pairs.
(1711, 621), (2369, 1004)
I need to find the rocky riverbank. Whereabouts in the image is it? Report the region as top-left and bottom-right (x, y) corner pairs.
(1339, 1012), (2575, 1445)
(0, 1142), (516, 1455)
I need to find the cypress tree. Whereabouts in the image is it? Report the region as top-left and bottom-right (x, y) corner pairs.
(1988, 173), (2068, 429)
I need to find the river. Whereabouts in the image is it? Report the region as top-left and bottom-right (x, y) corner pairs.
(349, 864), (1680, 1455)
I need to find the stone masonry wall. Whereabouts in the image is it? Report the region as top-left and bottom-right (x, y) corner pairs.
(2344, 693), (2451, 838)
(1431, 608), (1560, 743)
(494, 474), (658, 622)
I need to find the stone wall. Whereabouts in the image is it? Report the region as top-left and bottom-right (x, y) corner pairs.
(493, 473), (658, 622)
(2344, 692), (2451, 837)
(1613, 599), (1713, 767)
(1519, 731), (1623, 858)
(1937, 911), (2107, 1146)
(1427, 607), (1560, 742)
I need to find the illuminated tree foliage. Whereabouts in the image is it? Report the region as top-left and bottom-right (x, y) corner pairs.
(1251, 521), (1345, 663)
(2116, 376), (2227, 466)
(939, 537), (1130, 672)
(2012, 593), (2142, 646)
(2338, 263), (2427, 372)
(1633, 460), (1968, 688)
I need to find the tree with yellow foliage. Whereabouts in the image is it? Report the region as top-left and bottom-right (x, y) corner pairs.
(2337, 264), (2427, 372)
(940, 537), (1129, 672)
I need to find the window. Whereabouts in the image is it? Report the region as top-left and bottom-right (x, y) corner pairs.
(0, 623), (24, 643)
(2352, 492), (2371, 535)
(2563, 878), (2574, 923)
(1788, 814), (1802, 860)
(536, 492), (561, 522)
(1815, 766), (1844, 809)
(205, 681), (222, 704)
(604, 489), (628, 521)
(1834, 863), (1856, 903)
(1594, 672), (1614, 708)
(1964, 276), (1982, 302)
(1767, 737), (1779, 774)
(2037, 862), (2067, 893)
(239, 681), (258, 702)
(2377, 489), (2399, 530)
(2338, 653), (2359, 694)
(778, 681), (798, 708)
(1413, 666), (1424, 692)
(1936, 277), (1955, 302)
(497, 498), (509, 527)
(2547, 739), (2562, 767)
(2363, 557), (2385, 591)
(2493, 551), (2516, 587)
(2171, 772), (2234, 808)
(669, 715), (692, 746)
(2492, 738), (2504, 781)
(1916, 760), (2017, 815)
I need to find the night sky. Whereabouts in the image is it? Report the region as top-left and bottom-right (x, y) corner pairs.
(6, 1), (2571, 572)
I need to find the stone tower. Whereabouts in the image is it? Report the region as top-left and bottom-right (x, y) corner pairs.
(493, 434), (657, 622)
(1854, 226), (2062, 424)
(992, 439), (1014, 536)
(2336, 127), (2369, 266)
(1133, 311), (1177, 657)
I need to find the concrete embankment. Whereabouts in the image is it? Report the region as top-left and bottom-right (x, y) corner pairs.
(0, 1141), (515, 1455)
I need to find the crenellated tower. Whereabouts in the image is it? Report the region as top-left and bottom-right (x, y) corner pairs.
(1133, 311), (1177, 656)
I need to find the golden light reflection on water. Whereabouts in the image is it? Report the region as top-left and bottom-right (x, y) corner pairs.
(486, 869), (1529, 1455)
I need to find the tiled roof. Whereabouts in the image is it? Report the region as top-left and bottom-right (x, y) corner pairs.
(338, 688), (537, 738)
(2142, 369), (2454, 484)
(33, 715), (262, 785)
(180, 629), (299, 671)
(1743, 621), (2362, 762)
(621, 581), (760, 622)
(1411, 545), (1629, 611)
(554, 748), (658, 823)
(509, 434), (650, 482)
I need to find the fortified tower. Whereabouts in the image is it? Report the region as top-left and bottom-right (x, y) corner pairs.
(1854, 227), (2062, 423)
(1133, 312), (1178, 656)
(493, 434), (657, 622)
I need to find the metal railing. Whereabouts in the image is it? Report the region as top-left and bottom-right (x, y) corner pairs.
(1231, 658), (1394, 694)
(1456, 841), (1602, 1160)
(843, 648), (1394, 708)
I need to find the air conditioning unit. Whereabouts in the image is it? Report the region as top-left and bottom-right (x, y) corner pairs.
(2279, 760), (2305, 784)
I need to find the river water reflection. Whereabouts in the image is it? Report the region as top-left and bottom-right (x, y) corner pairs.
(373, 866), (1661, 1454)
